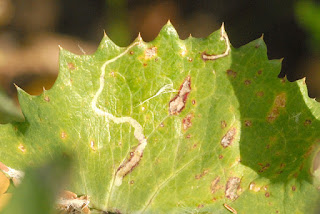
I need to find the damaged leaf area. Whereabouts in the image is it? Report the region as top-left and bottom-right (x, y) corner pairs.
(0, 22), (319, 213)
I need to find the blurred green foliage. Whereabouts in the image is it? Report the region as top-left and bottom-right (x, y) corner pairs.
(295, 0), (320, 53)
(0, 156), (71, 214)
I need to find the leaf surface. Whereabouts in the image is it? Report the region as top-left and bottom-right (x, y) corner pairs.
(0, 22), (320, 213)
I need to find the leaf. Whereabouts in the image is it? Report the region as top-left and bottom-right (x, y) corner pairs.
(0, 22), (320, 213)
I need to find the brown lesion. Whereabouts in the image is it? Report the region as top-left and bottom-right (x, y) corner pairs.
(225, 177), (241, 200)
(221, 127), (237, 148)
(210, 176), (221, 194)
(169, 76), (191, 115)
(67, 62), (76, 70)
(266, 92), (286, 123)
(195, 169), (209, 179)
(182, 113), (194, 131)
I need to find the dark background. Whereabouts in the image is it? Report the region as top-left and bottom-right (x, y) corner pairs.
(0, 0), (319, 100)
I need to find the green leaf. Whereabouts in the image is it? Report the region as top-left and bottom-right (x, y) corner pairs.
(0, 22), (320, 213)
(0, 155), (70, 214)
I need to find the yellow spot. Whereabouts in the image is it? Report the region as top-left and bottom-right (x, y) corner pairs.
(61, 132), (67, 139)
(180, 45), (187, 56)
(249, 182), (261, 192)
(44, 96), (50, 102)
(90, 140), (96, 151)
(18, 144), (26, 153)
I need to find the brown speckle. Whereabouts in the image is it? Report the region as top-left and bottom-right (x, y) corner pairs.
(280, 163), (286, 169)
(160, 123), (164, 127)
(130, 180), (134, 184)
(258, 163), (270, 173)
(195, 169), (209, 179)
(225, 177), (240, 200)
(244, 120), (252, 127)
(186, 134), (191, 139)
(256, 91), (264, 97)
(221, 120), (227, 129)
(145, 47), (157, 59)
(155, 57), (159, 62)
(267, 93), (286, 123)
(281, 78), (286, 83)
(226, 70), (237, 78)
(219, 154), (223, 159)
(188, 57), (193, 62)
(192, 100), (196, 105)
(210, 177), (221, 194)
(143, 63), (147, 67)
(67, 62), (75, 70)
(129, 51), (134, 55)
(18, 144), (26, 153)
(192, 143), (198, 149)
(182, 113), (194, 131)
(61, 132), (67, 139)
(169, 76), (191, 115)
(265, 192), (270, 197)
(221, 127), (237, 148)
(244, 80), (251, 85)
(304, 119), (312, 126)
(197, 204), (204, 209)
(257, 70), (262, 75)
(292, 185), (296, 191)
(44, 96), (50, 102)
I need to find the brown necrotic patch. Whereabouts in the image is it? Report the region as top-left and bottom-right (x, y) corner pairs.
(169, 76), (191, 115)
(267, 92), (286, 123)
(221, 127), (237, 148)
(44, 95), (50, 102)
(258, 163), (270, 173)
(244, 120), (252, 127)
(195, 169), (209, 179)
(256, 91), (264, 97)
(116, 150), (143, 180)
(145, 47), (157, 59)
(244, 80), (251, 85)
(221, 120), (227, 129)
(182, 113), (194, 131)
(225, 177), (240, 200)
(67, 62), (75, 70)
(304, 119), (312, 126)
(226, 70), (237, 78)
(210, 177), (221, 194)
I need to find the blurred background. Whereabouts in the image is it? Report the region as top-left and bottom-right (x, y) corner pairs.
(0, 0), (320, 121)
